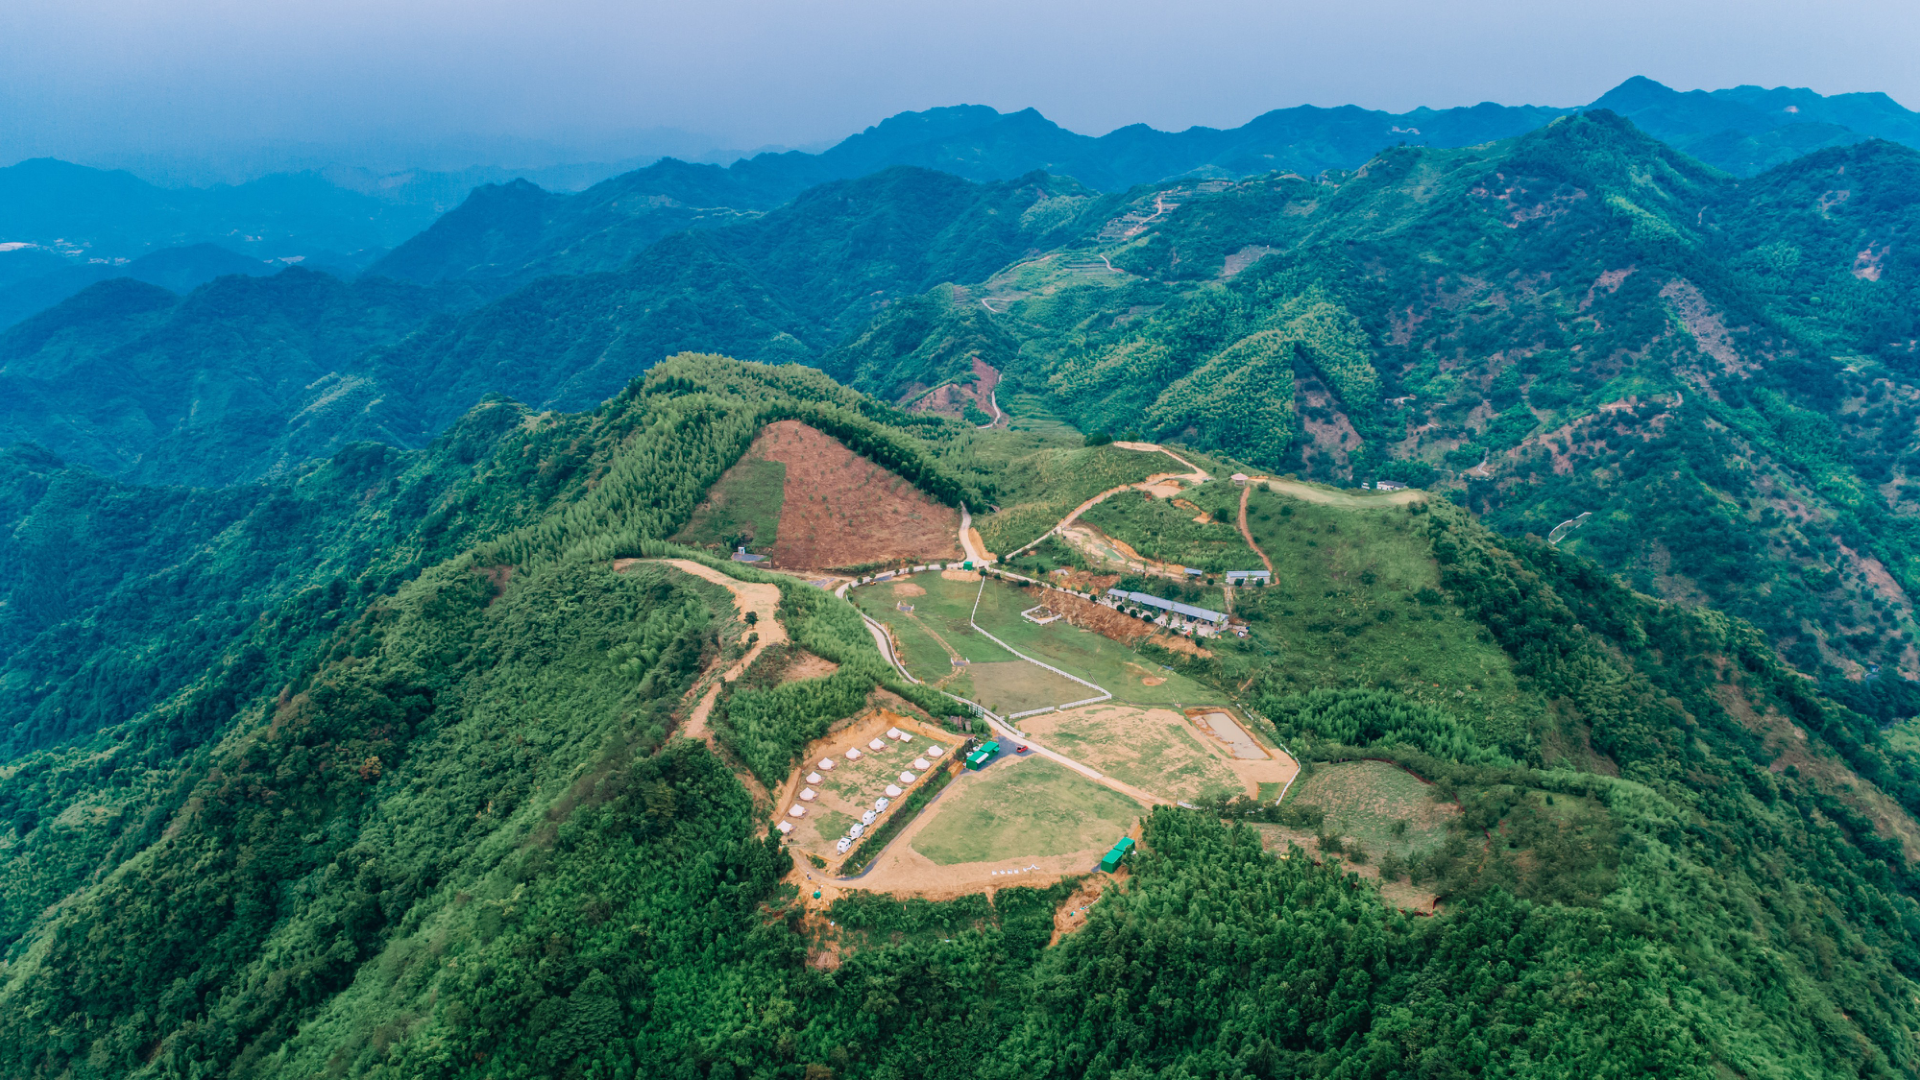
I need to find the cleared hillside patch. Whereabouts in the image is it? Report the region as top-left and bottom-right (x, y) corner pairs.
(910, 757), (1141, 866)
(1021, 704), (1247, 803)
(1078, 483), (1258, 573)
(672, 455), (785, 553)
(974, 443), (1181, 554)
(681, 420), (962, 571)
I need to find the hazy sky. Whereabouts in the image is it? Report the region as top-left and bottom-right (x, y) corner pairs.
(3, 0), (1916, 178)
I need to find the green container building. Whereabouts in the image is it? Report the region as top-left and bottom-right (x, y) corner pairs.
(965, 740), (1001, 770)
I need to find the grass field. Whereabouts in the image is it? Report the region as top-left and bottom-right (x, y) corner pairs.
(1078, 483), (1258, 573)
(672, 454), (785, 552)
(1215, 492), (1536, 749)
(1022, 704), (1248, 803)
(968, 579), (1213, 705)
(853, 576), (1016, 685)
(910, 758), (1141, 865)
(1287, 761), (1454, 860)
(963, 661), (1092, 716)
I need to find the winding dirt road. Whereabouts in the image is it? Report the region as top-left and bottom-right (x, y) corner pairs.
(639, 558), (786, 744)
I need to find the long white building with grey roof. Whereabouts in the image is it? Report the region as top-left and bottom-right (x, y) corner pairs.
(1104, 588), (1228, 627)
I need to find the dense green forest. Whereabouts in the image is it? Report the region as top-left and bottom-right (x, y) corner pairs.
(0, 356), (1917, 1078)
(8, 85), (1920, 1078)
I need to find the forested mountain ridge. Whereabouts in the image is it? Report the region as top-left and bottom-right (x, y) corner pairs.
(9, 109), (1920, 698)
(831, 111), (1920, 697)
(0, 268), (463, 487)
(365, 77), (1920, 293)
(3, 356), (1920, 1077)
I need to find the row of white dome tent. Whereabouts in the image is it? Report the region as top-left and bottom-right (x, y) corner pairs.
(781, 728), (947, 850)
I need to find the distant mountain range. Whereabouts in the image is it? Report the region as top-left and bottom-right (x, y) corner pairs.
(7, 76), (1918, 321)
(356, 76), (1920, 293)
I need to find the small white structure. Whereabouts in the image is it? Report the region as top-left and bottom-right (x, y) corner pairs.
(899, 771), (917, 784)
(799, 788), (817, 801)
(1231, 473), (1250, 486)
(849, 823), (865, 839)
(925, 746), (943, 757)
(845, 748), (862, 761)
(817, 758), (836, 772)
(787, 805), (806, 818)
(806, 772), (823, 784)
(868, 738), (888, 751)
(861, 810), (877, 825)
(836, 837), (852, 853)
(886, 727), (903, 739)
(777, 820), (794, 835)
(875, 797), (891, 810)
(897, 732), (912, 743)
(884, 784), (904, 798)
(912, 758), (931, 771)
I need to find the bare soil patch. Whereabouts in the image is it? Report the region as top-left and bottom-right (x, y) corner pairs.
(889, 580), (927, 597)
(1024, 704), (1248, 803)
(1023, 586), (1153, 644)
(907, 357), (1002, 421)
(1049, 875), (1109, 946)
(779, 651), (841, 684)
(1150, 632), (1213, 658)
(753, 420), (963, 571)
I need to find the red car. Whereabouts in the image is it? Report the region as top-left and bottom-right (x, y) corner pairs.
(1016, 744), (1030, 754)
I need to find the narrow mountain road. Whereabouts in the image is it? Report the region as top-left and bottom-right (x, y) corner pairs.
(1237, 485), (1274, 576)
(638, 558), (786, 745)
(959, 504), (990, 563)
(1001, 442), (1210, 560)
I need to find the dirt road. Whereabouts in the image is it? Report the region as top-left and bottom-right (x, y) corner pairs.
(1238, 485), (1275, 576)
(647, 559), (786, 744)
(1252, 477), (1427, 508)
(1002, 442), (1211, 561)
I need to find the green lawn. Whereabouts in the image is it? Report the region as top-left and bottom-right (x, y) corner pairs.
(968, 579), (1213, 706)
(852, 576), (1017, 685)
(910, 758), (1142, 865)
(672, 455), (786, 552)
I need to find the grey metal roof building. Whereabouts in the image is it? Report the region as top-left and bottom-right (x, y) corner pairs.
(1105, 588), (1227, 626)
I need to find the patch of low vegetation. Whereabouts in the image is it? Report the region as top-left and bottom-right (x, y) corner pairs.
(1078, 483), (1257, 572)
(671, 452), (786, 552)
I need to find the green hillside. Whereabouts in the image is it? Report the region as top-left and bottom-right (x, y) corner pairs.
(9, 89), (1920, 1079)
(1, 357), (1919, 1078)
